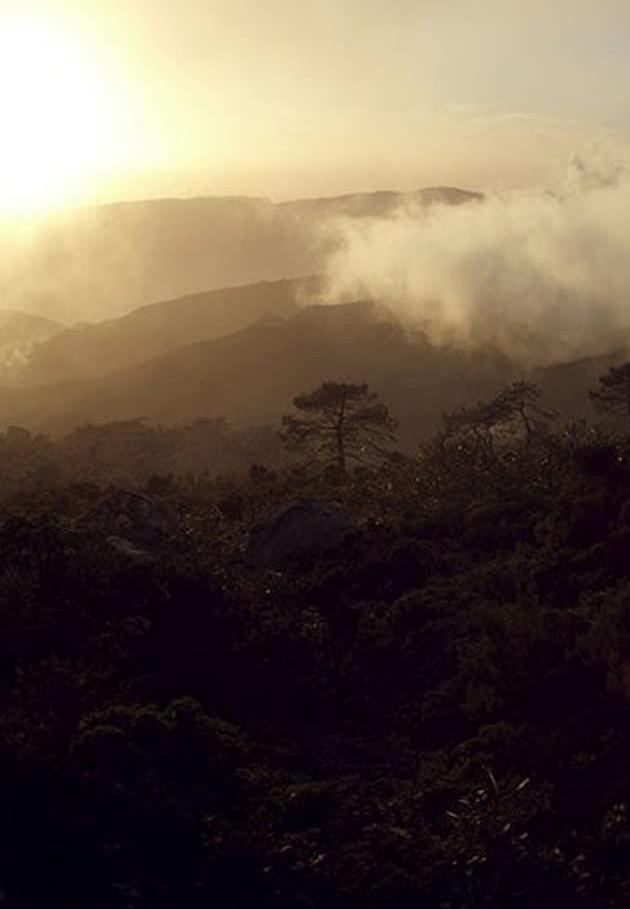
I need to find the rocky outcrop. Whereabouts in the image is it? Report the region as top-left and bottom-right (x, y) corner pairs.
(79, 490), (174, 550)
(248, 499), (355, 568)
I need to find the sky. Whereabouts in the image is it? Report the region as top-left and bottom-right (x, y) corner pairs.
(2, 0), (630, 207)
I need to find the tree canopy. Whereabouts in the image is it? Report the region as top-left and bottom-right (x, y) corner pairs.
(280, 381), (398, 471)
(2, 378), (630, 906)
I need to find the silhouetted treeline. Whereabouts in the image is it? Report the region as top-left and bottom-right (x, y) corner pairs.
(3, 372), (630, 906)
(0, 417), (285, 503)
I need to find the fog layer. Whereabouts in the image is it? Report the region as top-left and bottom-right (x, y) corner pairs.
(324, 161), (630, 365)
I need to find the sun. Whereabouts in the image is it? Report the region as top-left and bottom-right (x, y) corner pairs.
(0, 16), (127, 213)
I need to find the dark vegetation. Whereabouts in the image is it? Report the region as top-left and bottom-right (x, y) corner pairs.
(1, 364), (630, 907)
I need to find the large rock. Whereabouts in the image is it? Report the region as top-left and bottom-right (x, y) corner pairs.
(106, 534), (155, 564)
(79, 490), (174, 549)
(248, 499), (354, 568)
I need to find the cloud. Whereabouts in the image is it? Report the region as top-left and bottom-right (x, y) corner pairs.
(322, 158), (630, 365)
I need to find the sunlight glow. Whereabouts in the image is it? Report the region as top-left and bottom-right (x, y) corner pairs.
(0, 16), (130, 212)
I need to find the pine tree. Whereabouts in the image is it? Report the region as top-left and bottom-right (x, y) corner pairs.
(280, 381), (397, 472)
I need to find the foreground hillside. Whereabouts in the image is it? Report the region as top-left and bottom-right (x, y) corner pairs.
(1, 383), (630, 907)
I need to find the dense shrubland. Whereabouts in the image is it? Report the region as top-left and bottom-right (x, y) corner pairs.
(1, 370), (630, 906)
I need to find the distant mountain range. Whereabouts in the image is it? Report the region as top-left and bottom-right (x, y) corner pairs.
(0, 186), (626, 448)
(279, 186), (481, 219)
(0, 272), (623, 446)
(0, 186), (481, 324)
(0, 292), (515, 441)
(7, 278), (315, 387)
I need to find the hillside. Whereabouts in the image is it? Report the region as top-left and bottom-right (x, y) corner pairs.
(0, 187), (482, 323)
(281, 185), (482, 218)
(531, 345), (630, 430)
(3, 373), (630, 908)
(0, 294), (626, 442)
(0, 310), (64, 382)
(10, 277), (315, 386)
(0, 300), (516, 440)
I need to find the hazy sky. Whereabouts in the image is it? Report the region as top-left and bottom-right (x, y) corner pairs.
(3, 0), (630, 205)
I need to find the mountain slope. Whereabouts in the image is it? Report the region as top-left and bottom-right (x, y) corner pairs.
(0, 297), (624, 443)
(0, 301), (515, 441)
(0, 311), (64, 383)
(536, 346), (630, 421)
(0, 187), (482, 323)
(11, 277), (316, 386)
(281, 186), (482, 219)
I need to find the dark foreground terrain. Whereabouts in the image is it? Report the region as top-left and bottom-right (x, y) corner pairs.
(0, 375), (630, 908)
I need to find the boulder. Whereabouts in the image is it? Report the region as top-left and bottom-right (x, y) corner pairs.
(79, 490), (174, 549)
(106, 534), (155, 564)
(248, 499), (354, 568)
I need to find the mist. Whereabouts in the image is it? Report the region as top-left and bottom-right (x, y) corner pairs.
(0, 198), (321, 323)
(323, 159), (630, 366)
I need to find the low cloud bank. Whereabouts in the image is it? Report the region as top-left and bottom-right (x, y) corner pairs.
(323, 158), (630, 365)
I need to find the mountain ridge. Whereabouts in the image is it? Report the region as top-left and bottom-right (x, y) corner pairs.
(8, 277), (317, 387)
(0, 185), (483, 323)
(0, 299), (518, 442)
